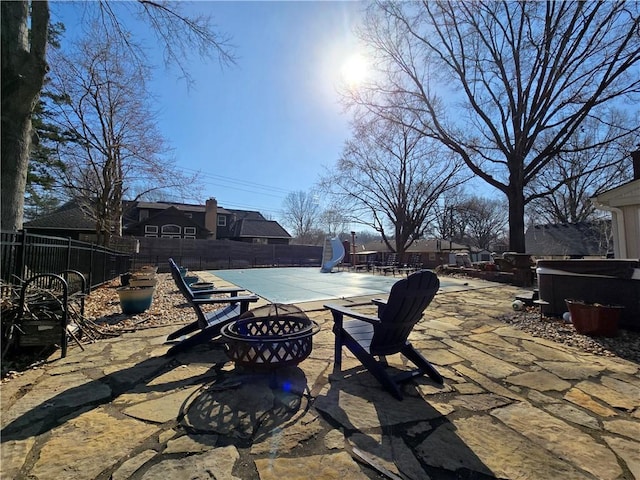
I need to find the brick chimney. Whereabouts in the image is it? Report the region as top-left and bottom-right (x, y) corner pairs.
(632, 148), (640, 181)
(204, 198), (218, 239)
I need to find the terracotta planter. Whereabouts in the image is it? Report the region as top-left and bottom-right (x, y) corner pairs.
(565, 299), (623, 337)
(117, 286), (154, 314)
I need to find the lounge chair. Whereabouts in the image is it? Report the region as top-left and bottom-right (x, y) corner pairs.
(166, 258), (259, 355)
(168, 258), (246, 301)
(324, 270), (443, 400)
(375, 252), (398, 275)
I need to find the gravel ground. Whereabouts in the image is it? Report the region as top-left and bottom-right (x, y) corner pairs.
(498, 308), (640, 364)
(83, 273), (199, 333)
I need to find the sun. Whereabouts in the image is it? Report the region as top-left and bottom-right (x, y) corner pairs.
(341, 53), (369, 87)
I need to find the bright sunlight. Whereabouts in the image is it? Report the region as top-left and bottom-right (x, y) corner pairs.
(340, 52), (369, 88)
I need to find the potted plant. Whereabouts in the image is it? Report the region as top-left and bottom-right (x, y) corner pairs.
(117, 286), (154, 314)
(565, 299), (624, 337)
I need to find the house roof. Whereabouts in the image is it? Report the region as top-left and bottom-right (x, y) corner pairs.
(232, 219), (291, 239)
(591, 178), (640, 208)
(24, 200), (95, 230)
(128, 201), (206, 212)
(525, 221), (611, 256)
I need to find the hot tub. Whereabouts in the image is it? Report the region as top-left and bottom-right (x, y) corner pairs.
(536, 259), (640, 331)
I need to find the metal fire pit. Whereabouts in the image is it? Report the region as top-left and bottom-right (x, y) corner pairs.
(221, 304), (320, 371)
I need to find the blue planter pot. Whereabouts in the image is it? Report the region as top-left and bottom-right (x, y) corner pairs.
(117, 286), (154, 314)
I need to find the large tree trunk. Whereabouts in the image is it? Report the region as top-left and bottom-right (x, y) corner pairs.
(1, 1), (49, 231)
(507, 186), (526, 253)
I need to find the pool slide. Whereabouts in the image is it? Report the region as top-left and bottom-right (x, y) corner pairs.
(320, 236), (345, 273)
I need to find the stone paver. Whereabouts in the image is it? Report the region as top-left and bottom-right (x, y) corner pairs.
(1, 276), (638, 480)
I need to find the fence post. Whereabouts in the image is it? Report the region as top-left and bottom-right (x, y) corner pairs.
(89, 244), (95, 289)
(17, 229), (28, 282)
(66, 237), (72, 272)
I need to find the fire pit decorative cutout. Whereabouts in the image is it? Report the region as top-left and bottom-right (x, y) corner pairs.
(221, 303), (320, 371)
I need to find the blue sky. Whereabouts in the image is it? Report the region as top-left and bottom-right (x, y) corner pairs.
(52, 1), (366, 221)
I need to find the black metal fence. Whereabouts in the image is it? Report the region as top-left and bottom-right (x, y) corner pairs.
(1, 230), (132, 291)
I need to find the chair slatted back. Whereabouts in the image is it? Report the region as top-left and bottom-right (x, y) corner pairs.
(168, 258), (209, 328)
(370, 270), (439, 355)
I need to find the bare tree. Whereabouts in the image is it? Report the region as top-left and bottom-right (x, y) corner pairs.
(527, 115), (636, 224)
(429, 186), (468, 242)
(1, 0), (234, 231)
(281, 191), (322, 243)
(321, 112), (466, 259)
(348, 1), (640, 252)
(48, 27), (198, 245)
(461, 197), (509, 251)
(320, 207), (350, 238)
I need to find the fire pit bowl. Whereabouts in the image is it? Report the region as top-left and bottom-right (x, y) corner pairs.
(221, 304), (320, 371)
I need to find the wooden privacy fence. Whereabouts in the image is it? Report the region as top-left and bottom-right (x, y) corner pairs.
(132, 237), (323, 272)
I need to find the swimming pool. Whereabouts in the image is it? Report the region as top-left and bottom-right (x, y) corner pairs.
(210, 267), (468, 304)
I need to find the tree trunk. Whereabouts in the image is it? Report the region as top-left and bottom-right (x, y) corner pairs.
(1, 1), (49, 231)
(507, 186), (526, 253)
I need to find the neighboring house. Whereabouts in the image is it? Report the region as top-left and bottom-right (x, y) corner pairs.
(26, 197), (292, 245)
(591, 151), (640, 259)
(525, 221), (612, 258)
(123, 203), (210, 239)
(24, 200), (100, 242)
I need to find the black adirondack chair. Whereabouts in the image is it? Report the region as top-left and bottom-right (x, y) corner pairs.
(324, 270), (443, 400)
(166, 258), (259, 355)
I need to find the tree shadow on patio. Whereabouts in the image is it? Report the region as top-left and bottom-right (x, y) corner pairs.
(0, 344), (228, 442)
(315, 365), (499, 479)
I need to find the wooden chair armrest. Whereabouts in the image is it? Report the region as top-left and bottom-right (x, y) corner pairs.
(188, 287), (246, 298)
(371, 298), (387, 317)
(324, 303), (381, 325)
(192, 295), (259, 305)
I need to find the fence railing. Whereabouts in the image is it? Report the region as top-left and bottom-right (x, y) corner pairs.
(1, 230), (132, 291)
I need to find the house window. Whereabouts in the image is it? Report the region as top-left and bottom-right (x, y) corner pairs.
(217, 216), (226, 227)
(184, 236), (196, 240)
(145, 234), (158, 238)
(161, 224), (181, 235)
(184, 227), (196, 236)
(185, 213), (192, 219)
(145, 225), (158, 234)
(139, 209), (149, 221)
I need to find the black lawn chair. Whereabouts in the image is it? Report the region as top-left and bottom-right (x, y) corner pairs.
(166, 258), (259, 355)
(324, 270), (443, 400)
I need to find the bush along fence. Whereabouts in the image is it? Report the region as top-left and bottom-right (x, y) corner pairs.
(1, 230), (132, 291)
